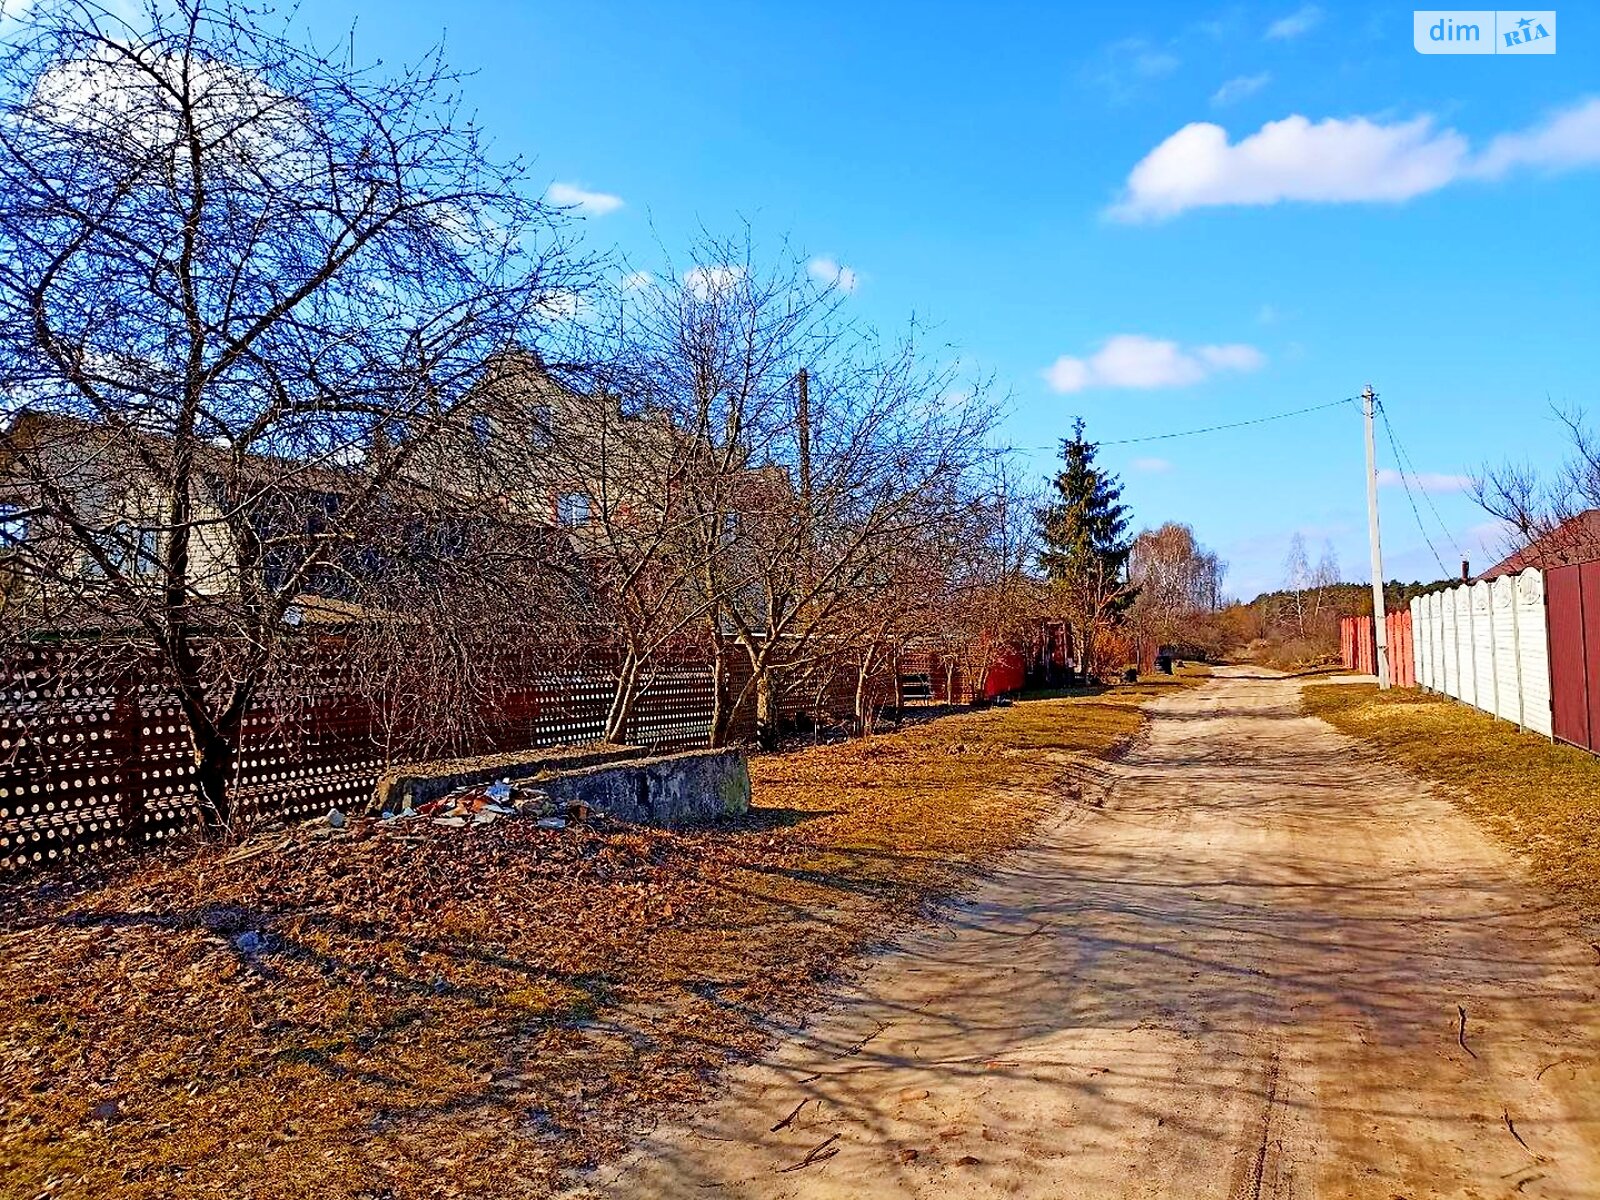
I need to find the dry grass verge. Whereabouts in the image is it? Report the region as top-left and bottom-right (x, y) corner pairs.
(1304, 683), (1600, 918)
(0, 670), (1201, 1200)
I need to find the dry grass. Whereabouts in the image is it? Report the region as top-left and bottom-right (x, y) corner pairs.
(1304, 683), (1600, 917)
(0, 670), (1201, 1200)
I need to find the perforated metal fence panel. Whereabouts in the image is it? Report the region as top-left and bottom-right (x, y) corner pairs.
(0, 649), (719, 874)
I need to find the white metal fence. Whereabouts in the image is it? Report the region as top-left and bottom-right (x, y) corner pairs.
(1410, 569), (1551, 736)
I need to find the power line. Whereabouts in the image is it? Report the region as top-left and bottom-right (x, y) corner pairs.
(1010, 396), (1356, 451)
(1377, 401), (1452, 578)
(1382, 405), (1464, 563)
(1099, 397), (1357, 446)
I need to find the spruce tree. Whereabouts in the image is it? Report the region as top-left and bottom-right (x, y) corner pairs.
(1039, 418), (1137, 680)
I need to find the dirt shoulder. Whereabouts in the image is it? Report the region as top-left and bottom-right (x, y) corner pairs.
(0, 673), (1197, 1200)
(1304, 681), (1600, 922)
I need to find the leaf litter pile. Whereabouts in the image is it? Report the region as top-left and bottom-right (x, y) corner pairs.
(0, 679), (1190, 1199)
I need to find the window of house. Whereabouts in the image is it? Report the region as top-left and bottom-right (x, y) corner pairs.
(0, 505), (26, 547)
(557, 491), (590, 525)
(87, 522), (160, 578)
(529, 404), (553, 445)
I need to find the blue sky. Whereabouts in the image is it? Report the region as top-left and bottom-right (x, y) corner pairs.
(298, 1), (1598, 597)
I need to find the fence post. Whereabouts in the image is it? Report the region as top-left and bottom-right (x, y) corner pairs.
(1510, 575), (1525, 731)
(112, 682), (144, 847)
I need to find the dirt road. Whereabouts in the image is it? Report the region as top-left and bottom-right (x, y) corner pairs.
(594, 668), (1600, 1198)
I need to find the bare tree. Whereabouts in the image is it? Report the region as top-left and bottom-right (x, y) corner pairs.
(1473, 406), (1600, 568)
(520, 350), (724, 745)
(1282, 532), (1311, 638)
(1128, 521), (1225, 655)
(619, 232), (1000, 745)
(339, 500), (583, 767)
(927, 464), (1044, 702)
(0, 0), (587, 826)
(1306, 538), (1340, 628)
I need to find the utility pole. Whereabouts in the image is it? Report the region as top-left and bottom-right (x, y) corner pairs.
(1362, 384), (1391, 689)
(796, 367), (812, 503)
(796, 367), (814, 554)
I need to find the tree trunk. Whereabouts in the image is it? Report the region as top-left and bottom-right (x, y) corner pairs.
(708, 643), (730, 748)
(853, 656), (872, 736)
(754, 669), (779, 750)
(604, 654), (641, 744)
(193, 730), (236, 832)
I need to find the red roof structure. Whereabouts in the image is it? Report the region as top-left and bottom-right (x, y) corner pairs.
(1479, 508), (1600, 580)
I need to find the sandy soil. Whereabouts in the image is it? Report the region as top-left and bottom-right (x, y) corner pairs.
(589, 667), (1600, 1199)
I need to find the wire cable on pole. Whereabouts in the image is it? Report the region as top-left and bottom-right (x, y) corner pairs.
(1377, 402), (1453, 578)
(1381, 405), (1465, 563)
(1012, 396), (1357, 451)
(1098, 397), (1358, 446)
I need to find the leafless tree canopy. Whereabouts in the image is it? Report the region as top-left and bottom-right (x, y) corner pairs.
(0, 0), (587, 822)
(1128, 521), (1225, 652)
(598, 232), (1005, 744)
(1473, 407), (1600, 569)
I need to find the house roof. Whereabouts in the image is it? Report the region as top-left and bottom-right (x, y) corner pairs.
(1479, 508), (1600, 580)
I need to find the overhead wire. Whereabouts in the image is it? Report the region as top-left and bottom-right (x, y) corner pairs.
(1010, 391), (1464, 580)
(1097, 397), (1358, 446)
(1008, 396), (1357, 451)
(1376, 400), (1453, 578)
(1381, 404), (1465, 563)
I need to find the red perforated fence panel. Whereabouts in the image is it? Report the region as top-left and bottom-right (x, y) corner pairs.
(0, 648), (721, 874)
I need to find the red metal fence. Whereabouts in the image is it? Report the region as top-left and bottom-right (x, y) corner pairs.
(1339, 610), (1415, 687)
(1547, 561), (1600, 753)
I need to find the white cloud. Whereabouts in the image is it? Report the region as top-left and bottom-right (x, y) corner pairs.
(1266, 4), (1322, 40)
(1111, 113), (1467, 221)
(1470, 519), (1516, 557)
(1132, 456), (1173, 473)
(1196, 343), (1266, 371)
(1041, 334), (1265, 393)
(535, 289), (585, 320)
(546, 181), (625, 216)
(1211, 73), (1271, 106)
(683, 265), (745, 300)
(1083, 37), (1181, 105)
(807, 255), (860, 294)
(33, 49), (307, 163)
(1377, 469), (1471, 493)
(1131, 47), (1180, 78)
(1111, 96), (1600, 221)
(1473, 96), (1600, 178)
